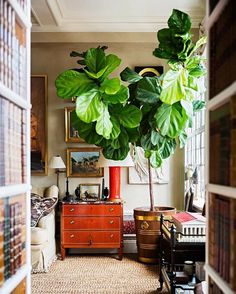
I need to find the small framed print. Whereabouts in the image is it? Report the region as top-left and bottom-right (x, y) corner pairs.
(66, 147), (104, 178)
(65, 107), (84, 143)
(79, 184), (100, 201)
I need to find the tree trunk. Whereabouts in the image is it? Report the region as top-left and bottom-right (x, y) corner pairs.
(148, 158), (154, 211)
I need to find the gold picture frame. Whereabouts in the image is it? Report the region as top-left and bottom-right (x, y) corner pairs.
(66, 148), (104, 178)
(31, 75), (48, 176)
(79, 184), (101, 201)
(65, 107), (84, 143)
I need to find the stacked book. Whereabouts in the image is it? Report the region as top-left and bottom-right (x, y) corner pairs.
(209, 193), (236, 290)
(0, 96), (26, 185)
(0, 0), (26, 97)
(172, 212), (206, 242)
(0, 195), (26, 286)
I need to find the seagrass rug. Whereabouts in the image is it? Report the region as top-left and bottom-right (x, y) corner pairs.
(31, 254), (165, 294)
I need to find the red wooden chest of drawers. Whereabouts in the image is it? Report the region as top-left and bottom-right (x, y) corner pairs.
(60, 202), (123, 260)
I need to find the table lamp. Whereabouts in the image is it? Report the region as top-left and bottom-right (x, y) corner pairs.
(97, 153), (134, 202)
(48, 155), (66, 187)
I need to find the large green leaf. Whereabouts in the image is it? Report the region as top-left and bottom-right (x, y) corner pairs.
(76, 119), (103, 145)
(185, 56), (201, 70)
(141, 132), (155, 150)
(95, 104), (113, 139)
(155, 103), (186, 138)
(193, 100), (206, 112)
(126, 127), (140, 143)
(188, 64), (207, 78)
(110, 117), (121, 139)
(84, 48), (106, 73)
(151, 130), (164, 146)
(84, 66), (108, 79)
(157, 29), (184, 55)
(149, 151), (163, 168)
(189, 36), (207, 56)
(120, 67), (143, 83)
(180, 100), (193, 118)
(136, 77), (161, 104)
(119, 105), (142, 128)
(103, 145), (130, 161)
(160, 68), (188, 104)
(103, 85), (129, 104)
(178, 131), (187, 148)
(168, 9), (191, 34)
(101, 78), (120, 95)
(101, 54), (121, 80)
(76, 91), (102, 123)
(153, 47), (174, 60)
(160, 138), (177, 159)
(55, 70), (95, 98)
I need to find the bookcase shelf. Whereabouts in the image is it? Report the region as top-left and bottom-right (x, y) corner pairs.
(0, 81), (31, 110)
(0, 184), (31, 198)
(0, 0), (31, 292)
(0, 264), (28, 294)
(206, 0), (236, 292)
(205, 264), (235, 294)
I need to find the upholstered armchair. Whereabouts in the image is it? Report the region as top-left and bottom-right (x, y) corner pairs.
(31, 185), (59, 273)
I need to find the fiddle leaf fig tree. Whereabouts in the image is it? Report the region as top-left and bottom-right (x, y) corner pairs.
(55, 46), (142, 160)
(120, 9), (207, 211)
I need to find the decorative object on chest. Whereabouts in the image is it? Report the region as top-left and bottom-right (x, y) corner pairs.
(60, 202), (123, 260)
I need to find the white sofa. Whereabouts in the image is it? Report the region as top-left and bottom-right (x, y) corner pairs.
(31, 185), (59, 273)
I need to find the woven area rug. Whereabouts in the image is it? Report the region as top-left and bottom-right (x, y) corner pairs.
(31, 254), (166, 293)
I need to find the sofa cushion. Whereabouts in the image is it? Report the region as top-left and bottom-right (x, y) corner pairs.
(31, 227), (48, 245)
(31, 193), (57, 227)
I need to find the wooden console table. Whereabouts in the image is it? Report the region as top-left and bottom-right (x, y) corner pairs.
(60, 201), (123, 260)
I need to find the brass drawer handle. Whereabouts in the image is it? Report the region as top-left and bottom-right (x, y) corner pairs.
(70, 208), (75, 212)
(109, 220), (114, 224)
(70, 220), (75, 224)
(110, 234), (114, 238)
(141, 221), (149, 230)
(109, 207), (114, 212)
(70, 234), (75, 238)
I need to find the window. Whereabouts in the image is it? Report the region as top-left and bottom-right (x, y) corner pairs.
(185, 108), (205, 204)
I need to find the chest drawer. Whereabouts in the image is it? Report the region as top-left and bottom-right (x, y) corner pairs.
(63, 216), (120, 230)
(62, 231), (120, 245)
(62, 204), (121, 216)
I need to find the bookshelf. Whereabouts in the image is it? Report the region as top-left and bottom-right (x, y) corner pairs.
(206, 0), (236, 293)
(0, 0), (31, 293)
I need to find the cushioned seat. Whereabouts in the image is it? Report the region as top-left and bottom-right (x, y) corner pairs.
(31, 227), (48, 245)
(31, 185), (59, 273)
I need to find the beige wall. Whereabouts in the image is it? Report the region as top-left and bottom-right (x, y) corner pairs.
(31, 33), (185, 212)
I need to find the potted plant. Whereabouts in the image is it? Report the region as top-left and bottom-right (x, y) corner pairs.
(119, 9), (206, 263)
(55, 9), (206, 263)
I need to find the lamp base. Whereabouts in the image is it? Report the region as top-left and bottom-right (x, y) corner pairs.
(63, 194), (74, 202)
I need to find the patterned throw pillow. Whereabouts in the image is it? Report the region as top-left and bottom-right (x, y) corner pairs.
(31, 193), (57, 227)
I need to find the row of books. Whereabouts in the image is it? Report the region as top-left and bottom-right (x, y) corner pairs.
(209, 193), (236, 290)
(209, 97), (236, 188)
(209, 1), (236, 99)
(0, 96), (27, 185)
(0, 0), (26, 97)
(0, 194), (26, 286)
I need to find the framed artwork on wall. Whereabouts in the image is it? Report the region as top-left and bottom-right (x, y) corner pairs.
(134, 66), (163, 77)
(65, 107), (84, 143)
(79, 184), (101, 201)
(66, 147), (104, 178)
(31, 75), (48, 175)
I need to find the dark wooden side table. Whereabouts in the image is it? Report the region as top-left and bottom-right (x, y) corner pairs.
(60, 201), (123, 260)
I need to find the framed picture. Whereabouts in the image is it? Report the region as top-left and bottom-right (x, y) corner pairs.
(65, 107), (84, 143)
(66, 148), (104, 177)
(135, 66), (163, 77)
(79, 184), (100, 201)
(31, 75), (48, 175)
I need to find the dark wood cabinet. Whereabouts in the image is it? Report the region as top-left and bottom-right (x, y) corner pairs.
(60, 202), (123, 260)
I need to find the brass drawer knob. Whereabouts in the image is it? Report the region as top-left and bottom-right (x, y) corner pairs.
(70, 208), (75, 212)
(110, 234), (114, 238)
(70, 220), (75, 224)
(109, 207), (114, 212)
(109, 220), (114, 224)
(70, 234), (75, 238)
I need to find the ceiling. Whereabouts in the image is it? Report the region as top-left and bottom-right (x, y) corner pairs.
(31, 0), (205, 33)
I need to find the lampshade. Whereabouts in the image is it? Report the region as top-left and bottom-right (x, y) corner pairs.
(97, 153), (134, 167)
(49, 155), (66, 169)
